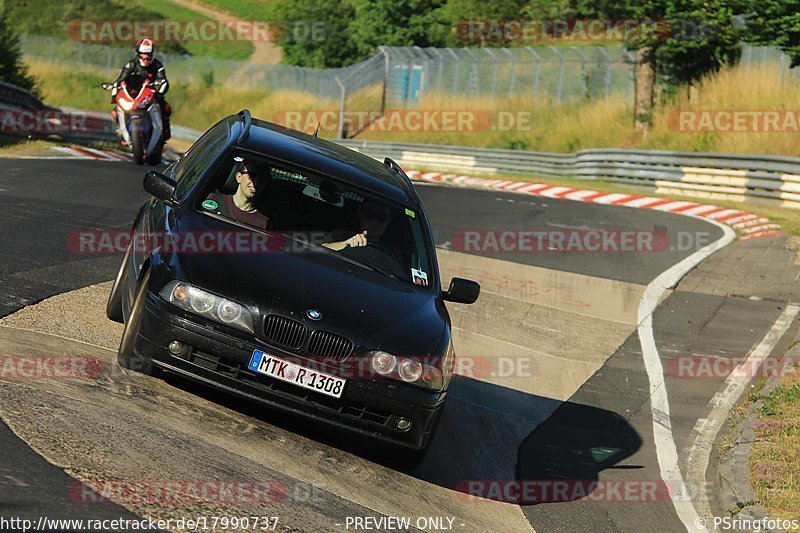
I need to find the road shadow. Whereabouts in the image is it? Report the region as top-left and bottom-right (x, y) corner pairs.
(159, 370), (641, 504)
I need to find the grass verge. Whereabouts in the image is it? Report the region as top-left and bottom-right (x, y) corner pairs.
(749, 363), (800, 520)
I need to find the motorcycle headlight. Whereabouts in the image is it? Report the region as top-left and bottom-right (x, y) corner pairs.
(159, 281), (254, 334)
(119, 99), (134, 111)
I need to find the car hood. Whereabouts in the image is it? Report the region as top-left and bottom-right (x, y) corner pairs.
(169, 214), (447, 357)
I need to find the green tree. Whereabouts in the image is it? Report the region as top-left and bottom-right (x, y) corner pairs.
(347, 0), (447, 58)
(745, 0), (800, 67)
(272, 0), (358, 67)
(0, 7), (36, 93)
(624, 0), (745, 135)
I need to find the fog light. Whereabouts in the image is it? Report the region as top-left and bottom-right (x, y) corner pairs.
(396, 417), (412, 431)
(168, 340), (185, 356)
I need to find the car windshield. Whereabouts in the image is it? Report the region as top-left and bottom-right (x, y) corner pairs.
(197, 150), (434, 287)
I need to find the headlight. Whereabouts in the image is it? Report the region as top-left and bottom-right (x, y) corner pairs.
(119, 99), (134, 111)
(370, 351), (397, 375)
(368, 349), (448, 391)
(398, 358), (422, 382)
(159, 281), (254, 334)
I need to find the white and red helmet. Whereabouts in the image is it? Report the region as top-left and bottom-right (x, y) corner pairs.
(136, 38), (155, 66)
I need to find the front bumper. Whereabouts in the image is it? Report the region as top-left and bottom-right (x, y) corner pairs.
(133, 294), (446, 450)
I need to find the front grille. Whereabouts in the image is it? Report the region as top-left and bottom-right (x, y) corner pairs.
(264, 314), (307, 350)
(308, 330), (353, 361)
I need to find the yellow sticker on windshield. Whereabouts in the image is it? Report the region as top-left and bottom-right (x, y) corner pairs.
(405, 208), (416, 218)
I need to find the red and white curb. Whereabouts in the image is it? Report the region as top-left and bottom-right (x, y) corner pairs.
(52, 146), (132, 161)
(406, 170), (782, 241)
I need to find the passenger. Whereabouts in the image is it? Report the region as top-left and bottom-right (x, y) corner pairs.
(204, 156), (270, 229)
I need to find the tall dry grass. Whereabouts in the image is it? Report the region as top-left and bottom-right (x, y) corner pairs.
(26, 58), (800, 155)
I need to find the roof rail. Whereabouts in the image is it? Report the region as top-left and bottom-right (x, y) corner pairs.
(237, 109), (252, 143)
(383, 157), (415, 194)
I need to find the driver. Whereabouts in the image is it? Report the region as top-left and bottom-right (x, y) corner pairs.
(323, 200), (391, 251)
(203, 156), (271, 229)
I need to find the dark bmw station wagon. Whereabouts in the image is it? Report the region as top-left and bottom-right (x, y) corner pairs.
(107, 110), (480, 458)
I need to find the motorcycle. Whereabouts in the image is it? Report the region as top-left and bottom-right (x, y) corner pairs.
(102, 79), (164, 165)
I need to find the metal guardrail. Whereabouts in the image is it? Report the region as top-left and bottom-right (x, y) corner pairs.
(4, 89), (798, 210)
(0, 82), (115, 142)
(337, 139), (800, 209)
(0, 81), (46, 110)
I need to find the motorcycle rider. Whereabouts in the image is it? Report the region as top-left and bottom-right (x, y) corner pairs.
(111, 38), (172, 141)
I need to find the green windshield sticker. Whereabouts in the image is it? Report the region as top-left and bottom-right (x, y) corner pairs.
(405, 208), (416, 218)
(202, 199), (219, 210)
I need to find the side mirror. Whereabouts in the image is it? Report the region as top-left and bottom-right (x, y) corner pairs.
(143, 170), (178, 206)
(442, 277), (480, 304)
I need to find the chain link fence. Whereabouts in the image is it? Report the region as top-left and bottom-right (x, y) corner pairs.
(19, 34), (800, 138)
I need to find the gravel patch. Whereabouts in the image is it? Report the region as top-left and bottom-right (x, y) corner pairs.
(0, 281), (121, 350)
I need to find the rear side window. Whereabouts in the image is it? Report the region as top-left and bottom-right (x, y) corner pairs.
(174, 123), (230, 199)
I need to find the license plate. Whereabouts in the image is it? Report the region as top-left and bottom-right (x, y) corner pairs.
(248, 350), (346, 399)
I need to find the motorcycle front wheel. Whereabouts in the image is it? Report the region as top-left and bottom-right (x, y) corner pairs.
(130, 121), (145, 165)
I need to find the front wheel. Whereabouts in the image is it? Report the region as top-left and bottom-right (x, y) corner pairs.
(130, 121), (145, 165)
(117, 268), (159, 376)
(146, 148), (162, 166)
(106, 239), (132, 323)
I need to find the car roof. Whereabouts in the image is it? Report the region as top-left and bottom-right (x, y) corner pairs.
(238, 118), (416, 205)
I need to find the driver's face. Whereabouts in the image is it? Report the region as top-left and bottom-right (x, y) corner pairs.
(236, 170), (260, 199)
(358, 204), (391, 237)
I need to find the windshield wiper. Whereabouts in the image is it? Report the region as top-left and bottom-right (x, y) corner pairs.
(340, 253), (399, 280)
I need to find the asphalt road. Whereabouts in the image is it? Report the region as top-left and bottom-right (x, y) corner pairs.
(0, 157), (783, 532)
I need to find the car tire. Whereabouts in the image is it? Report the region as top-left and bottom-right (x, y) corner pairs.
(117, 268), (160, 376)
(106, 239), (132, 323)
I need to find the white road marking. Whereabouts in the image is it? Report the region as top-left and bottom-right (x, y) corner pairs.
(684, 302), (800, 523)
(638, 217), (735, 532)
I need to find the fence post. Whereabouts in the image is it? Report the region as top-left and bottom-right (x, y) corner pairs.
(551, 47), (564, 103)
(779, 53), (786, 85)
(335, 76), (346, 139)
(448, 48), (460, 93)
(598, 47), (613, 97)
(527, 48), (541, 99)
(572, 46), (589, 100)
(432, 49), (444, 93)
(379, 47), (390, 115)
(485, 49), (498, 97)
(624, 50), (636, 101)
(503, 48), (516, 96)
